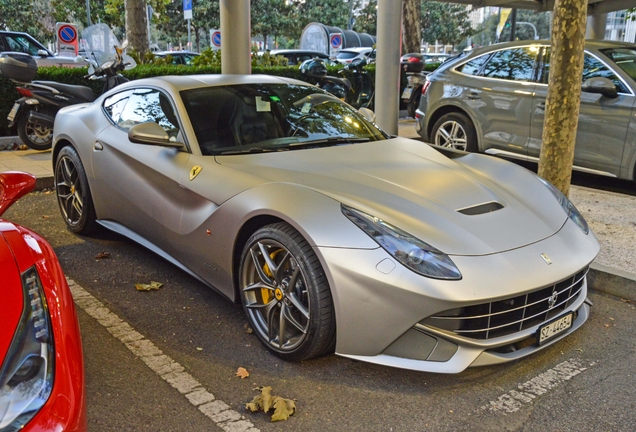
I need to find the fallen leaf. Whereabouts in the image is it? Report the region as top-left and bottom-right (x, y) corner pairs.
(271, 396), (296, 422)
(244, 324), (253, 334)
(135, 281), (163, 291)
(196, 347), (203, 351)
(236, 367), (250, 379)
(604, 323), (610, 328)
(620, 299), (632, 303)
(245, 386), (295, 421)
(42, 215), (49, 219)
(96, 252), (111, 260)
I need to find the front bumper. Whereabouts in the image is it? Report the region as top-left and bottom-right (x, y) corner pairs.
(317, 218), (599, 373)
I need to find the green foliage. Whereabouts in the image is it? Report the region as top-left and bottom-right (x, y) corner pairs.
(0, 0), (55, 40)
(354, 1), (377, 35)
(251, 0), (296, 47)
(252, 52), (289, 67)
(420, 1), (476, 46)
(192, 48), (222, 67)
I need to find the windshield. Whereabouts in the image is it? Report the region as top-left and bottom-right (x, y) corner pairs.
(80, 24), (136, 69)
(180, 83), (388, 155)
(600, 47), (636, 81)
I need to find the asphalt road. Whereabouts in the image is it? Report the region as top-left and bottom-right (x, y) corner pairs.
(6, 191), (636, 432)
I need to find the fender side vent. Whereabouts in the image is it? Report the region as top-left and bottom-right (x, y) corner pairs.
(457, 201), (504, 216)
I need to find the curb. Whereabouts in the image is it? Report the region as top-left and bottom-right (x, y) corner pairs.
(588, 263), (636, 302)
(35, 175), (54, 191)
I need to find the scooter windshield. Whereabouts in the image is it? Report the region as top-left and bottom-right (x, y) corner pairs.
(81, 24), (136, 70)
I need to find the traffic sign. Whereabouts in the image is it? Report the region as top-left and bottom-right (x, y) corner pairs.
(329, 33), (342, 56)
(210, 29), (221, 50)
(183, 0), (192, 20)
(56, 23), (79, 57)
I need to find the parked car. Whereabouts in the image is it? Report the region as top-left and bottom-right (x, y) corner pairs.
(0, 171), (86, 430)
(154, 50), (199, 65)
(267, 49), (331, 65)
(0, 30), (87, 67)
(335, 47), (373, 64)
(52, 74), (598, 373)
(416, 39), (636, 181)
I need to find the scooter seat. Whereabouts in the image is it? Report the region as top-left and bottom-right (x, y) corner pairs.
(321, 75), (352, 92)
(33, 81), (96, 102)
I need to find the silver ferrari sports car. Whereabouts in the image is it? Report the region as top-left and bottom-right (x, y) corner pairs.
(52, 75), (599, 373)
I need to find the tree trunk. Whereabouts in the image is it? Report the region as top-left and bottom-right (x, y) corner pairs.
(125, 0), (149, 53)
(402, 0), (421, 54)
(538, 0), (588, 196)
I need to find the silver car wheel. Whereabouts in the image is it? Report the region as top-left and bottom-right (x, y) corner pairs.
(434, 120), (468, 151)
(242, 239), (310, 352)
(54, 146), (98, 234)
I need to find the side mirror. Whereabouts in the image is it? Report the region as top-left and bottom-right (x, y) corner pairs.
(581, 77), (618, 99)
(0, 171), (36, 216)
(128, 122), (184, 149)
(36, 49), (50, 57)
(358, 107), (376, 123)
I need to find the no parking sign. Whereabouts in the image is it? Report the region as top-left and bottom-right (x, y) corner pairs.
(210, 29), (221, 50)
(56, 22), (79, 57)
(329, 33), (342, 57)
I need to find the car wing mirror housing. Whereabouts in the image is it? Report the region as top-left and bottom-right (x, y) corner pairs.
(581, 77), (618, 98)
(358, 107), (376, 123)
(37, 49), (50, 57)
(128, 122), (185, 149)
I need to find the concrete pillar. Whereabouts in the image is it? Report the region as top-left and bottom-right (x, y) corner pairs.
(375, 0), (402, 135)
(220, 0), (251, 74)
(586, 13), (607, 40)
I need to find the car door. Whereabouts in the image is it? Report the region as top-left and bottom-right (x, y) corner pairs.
(530, 48), (635, 176)
(454, 46), (538, 154)
(91, 87), (191, 253)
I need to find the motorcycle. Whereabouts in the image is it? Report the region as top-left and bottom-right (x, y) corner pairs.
(400, 54), (430, 118)
(299, 58), (352, 101)
(339, 57), (374, 110)
(0, 24), (135, 150)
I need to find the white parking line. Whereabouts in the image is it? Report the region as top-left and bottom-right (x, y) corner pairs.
(481, 359), (590, 414)
(67, 279), (259, 432)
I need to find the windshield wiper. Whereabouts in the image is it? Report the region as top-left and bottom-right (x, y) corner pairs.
(219, 147), (284, 155)
(288, 137), (370, 149)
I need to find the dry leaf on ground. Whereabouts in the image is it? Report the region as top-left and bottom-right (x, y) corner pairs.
(245, 386), (296, 422)
(236, 367), (250, 379)
(96, 252), (111, 260)
(135, 281), (163, 291)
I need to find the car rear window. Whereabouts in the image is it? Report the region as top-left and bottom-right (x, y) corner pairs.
(337, 51), (359, 59)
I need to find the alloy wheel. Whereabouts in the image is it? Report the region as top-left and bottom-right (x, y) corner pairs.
(55, 155), (84, 226)
(241, 239), (310, 353)
(434, 120), (468, 151)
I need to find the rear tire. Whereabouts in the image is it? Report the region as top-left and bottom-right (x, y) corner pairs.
(17, 110), (52, 151)
(430, 112), (477, 152)
(54, 146), (98, 234)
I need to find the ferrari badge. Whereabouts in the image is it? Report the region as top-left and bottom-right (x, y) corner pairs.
(190, 165), (203, 181)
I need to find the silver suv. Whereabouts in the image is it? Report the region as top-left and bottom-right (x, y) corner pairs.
(416, 40), (636, 181)
(0, 31), (87, 67)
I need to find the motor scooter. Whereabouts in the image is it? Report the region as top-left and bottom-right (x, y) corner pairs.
(0, 24), (135, 150)
(340, 57), (374, 110)
(299, 58), (352, 101)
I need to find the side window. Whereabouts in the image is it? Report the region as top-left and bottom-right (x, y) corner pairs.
(5, 35), (41, 56)
(457, 54), (490, 76)
(103, 90), (133, 124)
(115, 88), (181, 139)
(541, 49), (628, 93)
(480, 48), (537, 81)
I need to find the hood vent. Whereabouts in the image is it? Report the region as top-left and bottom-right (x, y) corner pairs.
(457, 201), (504, 216)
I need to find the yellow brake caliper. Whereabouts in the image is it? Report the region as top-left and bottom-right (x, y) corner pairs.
(261, 249), (283, 303)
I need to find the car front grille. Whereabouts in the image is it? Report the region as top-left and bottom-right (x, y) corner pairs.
(421, 267), (588, 340)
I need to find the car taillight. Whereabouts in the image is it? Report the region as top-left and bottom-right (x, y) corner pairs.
(421, 80), (431, 95)
(408, 57), (422, 63)
(16, 87), (32, 97)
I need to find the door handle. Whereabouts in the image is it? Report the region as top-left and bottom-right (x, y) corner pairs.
(467, 91), (481, 100)
(537, 101), (546, 110)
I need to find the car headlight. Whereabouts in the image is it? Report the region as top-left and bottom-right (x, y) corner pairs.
(0, 267), (55, 431)
(538, 177), (589, 235)
(342, 204), (462, 280)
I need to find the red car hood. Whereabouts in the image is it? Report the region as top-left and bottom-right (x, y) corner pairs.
(0, 228), (24, 363)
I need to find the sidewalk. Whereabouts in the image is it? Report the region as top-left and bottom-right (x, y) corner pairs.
(1, 119), (635, 298)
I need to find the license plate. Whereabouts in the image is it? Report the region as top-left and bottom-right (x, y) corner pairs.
(538, 312), (573, 345)
(401, 87), (413, 99)
(7, 103), (19, 122)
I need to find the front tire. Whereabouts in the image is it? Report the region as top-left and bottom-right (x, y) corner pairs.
(407, 87), (422, 119)
(431, 112), (477, 152)
(17, 110), (52, 151)
(54, 146), (98, 234)
(239, 223), (336, 361)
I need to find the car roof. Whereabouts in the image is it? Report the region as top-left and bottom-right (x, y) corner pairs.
(106, 74), (310, 95)
(339, 47), (373, 53)
(154, 51), (198, 55)
(465, 39), (636, 58)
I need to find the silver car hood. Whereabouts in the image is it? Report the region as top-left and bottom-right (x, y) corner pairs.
(216, 137), (567, 256)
